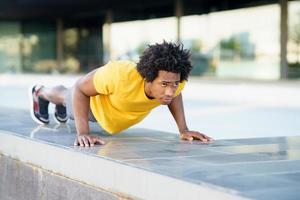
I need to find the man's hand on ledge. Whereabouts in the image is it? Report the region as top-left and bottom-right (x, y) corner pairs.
(74, 134), (105, 147)
(180, 130), (213, 143)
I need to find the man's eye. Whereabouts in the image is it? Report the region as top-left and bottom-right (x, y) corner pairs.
(161, 83), (167, 87)
(174, 82), (179, 87)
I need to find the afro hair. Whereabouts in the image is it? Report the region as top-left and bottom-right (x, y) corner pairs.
(136, 41), (193, 82)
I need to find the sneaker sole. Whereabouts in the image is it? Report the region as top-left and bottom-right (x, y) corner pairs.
(28, 85), (49, 125)
(53, 113), (69, 124)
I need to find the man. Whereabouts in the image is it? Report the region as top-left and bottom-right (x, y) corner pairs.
(30, 41), (212, 147)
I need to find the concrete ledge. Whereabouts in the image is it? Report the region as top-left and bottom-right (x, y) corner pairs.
(0, 130), (244, 200)
(0, 155), (120, 200)
(1, 108), (299, 200)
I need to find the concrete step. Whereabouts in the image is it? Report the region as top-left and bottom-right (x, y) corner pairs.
(1, 107), (299, 200)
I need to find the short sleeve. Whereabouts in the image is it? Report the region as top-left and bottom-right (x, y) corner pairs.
(93, 61), (116, 95)
(174, 81), (186, 97)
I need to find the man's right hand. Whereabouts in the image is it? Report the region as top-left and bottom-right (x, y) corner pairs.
(74, 134), (105, 147)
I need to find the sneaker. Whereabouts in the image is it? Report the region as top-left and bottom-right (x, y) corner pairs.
(29, 85), (49, 124)
(54, 104), (68, 123)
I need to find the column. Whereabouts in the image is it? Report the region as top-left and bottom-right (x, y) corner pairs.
(103, 10), (113, 63)
(56, 18), (63, 71)
(280, 0), (288, 79)
(175, 0), (183, 43)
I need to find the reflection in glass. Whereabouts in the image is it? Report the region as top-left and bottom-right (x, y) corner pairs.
(22, 21), (57, 73)
(62, 19), (103, 73)
(0, 19), (103, 74)
(0, 22), (22, 73)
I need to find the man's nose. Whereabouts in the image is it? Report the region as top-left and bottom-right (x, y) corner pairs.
(165, 87), (175, 97)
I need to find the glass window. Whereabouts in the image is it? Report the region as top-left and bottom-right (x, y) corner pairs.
(181, 5), (280, 79)
(22, 21), (57, 73)
(0, 22), (22, 73)
(63, 19), (103, 73)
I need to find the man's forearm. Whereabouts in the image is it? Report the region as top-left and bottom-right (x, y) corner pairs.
(72, 84), (90, 136)
(168, 93), (189, 133)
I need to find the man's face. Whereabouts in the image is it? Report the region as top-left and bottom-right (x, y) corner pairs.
(148, 70), (180, 105)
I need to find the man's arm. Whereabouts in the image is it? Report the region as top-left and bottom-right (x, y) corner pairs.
(73, 69), (105, 147)
(168, 93), (212, 142)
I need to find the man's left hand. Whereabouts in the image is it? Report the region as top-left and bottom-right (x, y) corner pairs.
(180, 130), (213, 143)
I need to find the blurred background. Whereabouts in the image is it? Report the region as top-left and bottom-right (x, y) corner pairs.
(0, 0), (299, 139)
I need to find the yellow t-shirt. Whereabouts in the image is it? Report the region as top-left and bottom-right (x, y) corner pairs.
(90, 60), (186, 134)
